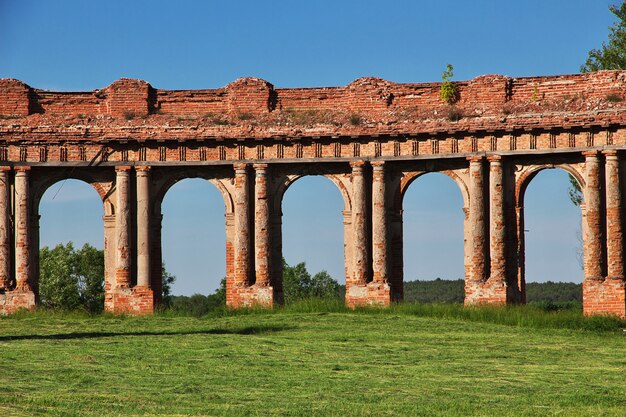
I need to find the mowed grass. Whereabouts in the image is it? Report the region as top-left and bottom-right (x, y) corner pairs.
(0, 304), (624, 416)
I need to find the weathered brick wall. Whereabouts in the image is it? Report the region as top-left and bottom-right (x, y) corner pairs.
(0, 79), (30, 116)
(1, 72), (625, 317)
(2, 71), (625, 130)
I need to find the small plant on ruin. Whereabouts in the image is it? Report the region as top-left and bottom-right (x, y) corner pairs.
(206, 113), (230, 125)
(213, 118), (230, 126)
(349, 113), (362, 126)
(281, 108), (339, 126)
(238, 112), (254, 121)
(446, 106), (463, 122)
(531, 86), (539, 102)
(440, 64), (458, 104)
(606, 93), (623, 102)
(123, 110), (136, 121)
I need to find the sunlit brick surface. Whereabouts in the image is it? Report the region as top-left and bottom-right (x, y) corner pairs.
(0, 72), (624, 316)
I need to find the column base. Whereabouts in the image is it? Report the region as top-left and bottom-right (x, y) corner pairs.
(346, 282), (392, 308)
(464, 279), (508, 306)
(583, 277), (626, 318)
(105, 287), (154, 315)
(227, 284), (274, 308)
(0, 289), (36, 315)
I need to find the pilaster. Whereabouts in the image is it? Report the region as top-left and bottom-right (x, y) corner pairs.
(0, 167), (11, 290)
(115, 166), (132, 288)
(14, 166), (31, 291)
(136, 166), (151, 288)
(254, 163), (270, 287)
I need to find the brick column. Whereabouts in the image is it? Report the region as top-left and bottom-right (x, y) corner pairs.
(604, 151), (623, 280)
(464, 157), (488, 305)
(583, 151), (603, 281)
(351, 161), (368, 285)
(254, 163), (270, 286)
(584, 150), (626, 318)
(14, 166), (31, 291)
(136, 166), (151, 288)
(234, 163), (251, 286)
(115, 166), (131, 288)
(103, 212), (116, 310)
(371, 161), (388, 283)
(468, 157), (487, 282)
(0, 167), (10, 290)
(488, 156), (506, 283)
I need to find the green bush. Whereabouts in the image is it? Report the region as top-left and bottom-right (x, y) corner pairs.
(440, 64), (458, 104)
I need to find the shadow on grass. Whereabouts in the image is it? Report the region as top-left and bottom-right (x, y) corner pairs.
(0, 324), (292, 342)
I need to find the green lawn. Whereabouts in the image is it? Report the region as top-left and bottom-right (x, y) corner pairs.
(0, 307), (624, 416)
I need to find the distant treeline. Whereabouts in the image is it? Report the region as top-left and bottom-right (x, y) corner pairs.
(404, 279), (582, 304)
(167, 278), (583, 317)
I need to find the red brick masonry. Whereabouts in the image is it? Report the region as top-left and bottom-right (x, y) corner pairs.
(0, 71), (624, 317)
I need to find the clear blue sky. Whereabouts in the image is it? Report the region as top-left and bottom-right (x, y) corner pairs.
(4, 0), (613, 294)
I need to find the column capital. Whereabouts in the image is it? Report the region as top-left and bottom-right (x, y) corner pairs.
(582, 150), (600, 158)
(234, 163), (248, 173)
(350, 160), (367, 172)
(602, 149), (620, 159)
(0, 166), (11, 172)
(467, 155), (484, 163)
(486, 154), (502, 163)
(371, 160), (386, 170)
(135, 165), (152, 172)
(253, 163), (269, 172)
(115, 165), (131, 172)
(14, 166), (31, 173)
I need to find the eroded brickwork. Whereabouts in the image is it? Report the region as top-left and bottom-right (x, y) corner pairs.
(0, 72), (625, 316)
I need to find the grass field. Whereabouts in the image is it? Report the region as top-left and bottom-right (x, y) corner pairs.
(0, 304), (624, 416)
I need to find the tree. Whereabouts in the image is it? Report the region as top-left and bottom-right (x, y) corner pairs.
(571, 2), (626, 203)
(211, 277), (226, 305)
(283, 260), (312, 302)
(581, 2), (626, 72)
(282, 259), (341, 303)
(161, 264), (176, 306)
(75, 243), (105, 312)
(567, 174), (583, 207)
(166, 278), (226, 316)
(309, 271), (342, 299)
(40, 242), (176, 312)
(39, 243), (82, 310)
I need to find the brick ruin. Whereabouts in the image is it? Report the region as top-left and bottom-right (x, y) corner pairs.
(0, 71), (625, 317)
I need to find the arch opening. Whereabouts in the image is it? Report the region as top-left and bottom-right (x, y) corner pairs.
(160, 178), (226, 297)
(280, 175), (345, 302)
(38, 179), (104, 311)
(521, 168), (583, 305)
(402, 172), (465, 303)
